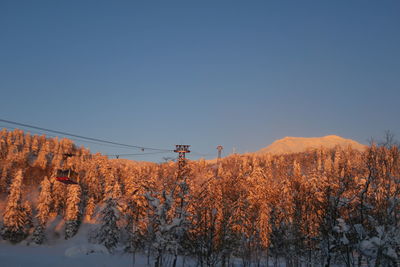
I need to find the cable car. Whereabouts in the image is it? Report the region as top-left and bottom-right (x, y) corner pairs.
(54, 169), (78, 185)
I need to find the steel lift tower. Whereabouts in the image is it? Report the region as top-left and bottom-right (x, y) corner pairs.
(217, 145), (223, 160)
(174, 145), (190, 174)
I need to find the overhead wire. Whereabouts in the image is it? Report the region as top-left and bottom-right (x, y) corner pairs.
(0, 119), (216, 160)
(0, 125), (172, 159)
(0, 118), (173, 152)
(0, 124), (136, 150)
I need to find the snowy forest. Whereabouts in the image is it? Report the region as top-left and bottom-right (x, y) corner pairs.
(0, 128), (399, 266)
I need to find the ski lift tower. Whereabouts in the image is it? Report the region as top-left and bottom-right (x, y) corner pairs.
(217, 145), (223, 160)
(174, 145), (190, 174)
(174, 144), (190, 161)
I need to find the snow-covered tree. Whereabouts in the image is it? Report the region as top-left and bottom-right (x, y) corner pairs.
(65, 185), (82, 239)
(112, 179), (122, 200)
(145, 185), (190, 267)
(36, 177), (53, 225)
(1, 170), (28, 243)
(32, 176), (53, 244)
(145, 190), (173, 267)
(34, 146), (49, 169)
(32, 224), (46, 245)
(22, 200), (33, 235)
(96, 197), (120, 251)
(51, 178), (66, 215)
(0, 163), (12, 193)
(85, 197), (96, 222)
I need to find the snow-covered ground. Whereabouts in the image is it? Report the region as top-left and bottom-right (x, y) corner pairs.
(0, 218), (201, 267)
(0, 216), (288, 267)
(0, 219), (149, 267)
(0, 241), (280, 267)
(0, 241), (139, 267)
(0, 240), (200, 267)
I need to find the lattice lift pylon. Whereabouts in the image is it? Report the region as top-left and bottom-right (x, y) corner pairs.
(217, 145), (223, 160)
(174, 145), (190, 176)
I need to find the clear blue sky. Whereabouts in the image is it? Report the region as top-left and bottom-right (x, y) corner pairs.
(1, 1), (399, 161)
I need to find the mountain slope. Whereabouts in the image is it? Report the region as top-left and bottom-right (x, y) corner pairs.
(257, 135), (366, 155)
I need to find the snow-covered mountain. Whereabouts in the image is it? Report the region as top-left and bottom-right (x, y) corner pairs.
(257, 135), (366, 155)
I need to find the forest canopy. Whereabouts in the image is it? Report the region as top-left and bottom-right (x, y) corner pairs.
(0, 129), (399, 266)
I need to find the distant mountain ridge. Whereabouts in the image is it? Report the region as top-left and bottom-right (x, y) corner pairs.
(257, 135), (366, 155)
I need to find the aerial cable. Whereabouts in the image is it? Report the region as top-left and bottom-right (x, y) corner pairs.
(0, 118), (173, 152)
(0, 124), (130, 150)
(0, 124), (172, 159)
(0, 126), (159, 159)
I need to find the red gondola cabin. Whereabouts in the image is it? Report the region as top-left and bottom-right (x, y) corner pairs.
(54, 169), (78, 185)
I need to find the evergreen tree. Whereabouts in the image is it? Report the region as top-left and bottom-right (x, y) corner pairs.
(22, 200), (33, 235)
(0, 163), (11, 193)
(112, 180), (122, 200)
(85, 197), (96, 222)
(1, 170), (28, 243)
(52, 179), (66, 215)
(96, 198), (120, 251)
(65, 185), (82, 239)
(145, 188), (189, 267)
(32, 224), (46, 245)
(33, 177), (53, 244)
(36, 177), (53, 225)
(34, 147), (48, 169)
